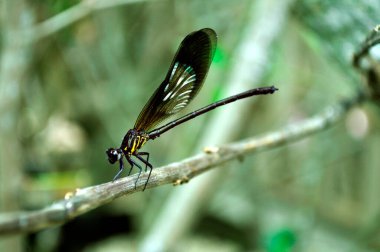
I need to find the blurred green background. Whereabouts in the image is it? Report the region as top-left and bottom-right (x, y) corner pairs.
(1, 0), (380, 251)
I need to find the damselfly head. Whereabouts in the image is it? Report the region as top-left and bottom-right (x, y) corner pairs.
(106, 148), (123, 164)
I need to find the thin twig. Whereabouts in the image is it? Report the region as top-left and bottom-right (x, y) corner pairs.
(352, 24), (380, 68)
(0, 92), (365, 235)
(352, 24), (380, 107)
(28, 0), (160, 43)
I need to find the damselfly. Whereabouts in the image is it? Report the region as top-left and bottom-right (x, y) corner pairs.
(106, 28), (278, 190)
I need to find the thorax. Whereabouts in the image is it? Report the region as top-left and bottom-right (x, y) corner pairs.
(121, 129), (149, 155)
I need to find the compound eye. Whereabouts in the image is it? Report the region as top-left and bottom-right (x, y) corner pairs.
(106, 148), (120, 164)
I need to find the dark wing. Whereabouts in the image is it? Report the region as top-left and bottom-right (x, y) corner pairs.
(134, 28), (217, 132)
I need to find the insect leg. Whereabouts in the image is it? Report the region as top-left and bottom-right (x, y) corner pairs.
(127, 155), (143, 189)
(136, 154), (153, 191)
(113, 158), (125, 181)
(138, 152), (150, 171)
(126, 157), (135, 176)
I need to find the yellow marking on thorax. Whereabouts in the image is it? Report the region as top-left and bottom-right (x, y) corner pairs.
(130, 136), (148, 154)
(139, 137), (147, 148)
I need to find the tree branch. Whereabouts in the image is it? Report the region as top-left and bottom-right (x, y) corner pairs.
(0, 91), (365, 235)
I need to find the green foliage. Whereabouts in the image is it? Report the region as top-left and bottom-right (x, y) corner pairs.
(266, 229), (297, 252)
